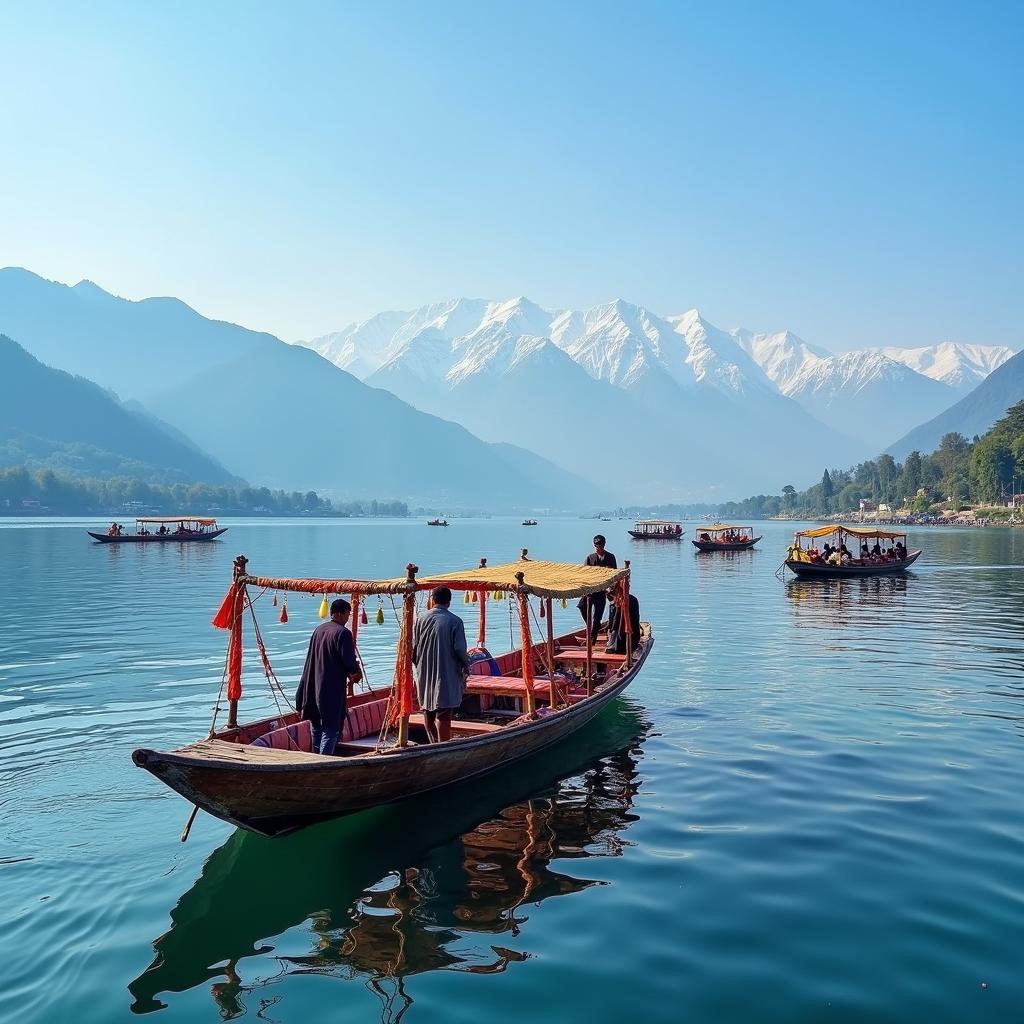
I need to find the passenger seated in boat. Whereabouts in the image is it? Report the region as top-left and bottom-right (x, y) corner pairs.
(413, 586), (471, 744)
(841, 550), (852, 566)
(871, 541), (881, 557)
(604, 587), (640, 655)
(827, 550), (842, 566)
(700, 532), (711, 543)
(894, 541), (906, 560)
(158, 525), (167, 535)
(860, 543), (870, 560)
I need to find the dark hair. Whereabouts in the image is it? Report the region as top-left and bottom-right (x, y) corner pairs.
(593, 535), (606, 545)
(330, 598), (351, 616)
(431, 586), (452, 606)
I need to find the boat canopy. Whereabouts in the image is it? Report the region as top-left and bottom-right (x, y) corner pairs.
(136, 516), (218, 525)
(701, 523), (750, 533)
(794, 525), (906, 540)
(634, 519), (680, 526)
(244, 558), (627, 600)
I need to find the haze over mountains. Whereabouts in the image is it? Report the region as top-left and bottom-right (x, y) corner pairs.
(0, 269), (605, 507)
(301, 297), (1017, 486)
(1, 267), (1019, 507)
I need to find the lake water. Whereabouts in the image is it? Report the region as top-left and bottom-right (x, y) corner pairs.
(2, 518), (1023, 1023)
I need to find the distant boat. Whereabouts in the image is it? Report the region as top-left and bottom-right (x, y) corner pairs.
(426, 519), (448, 527)
(522, 519), (538, 526)
(692, 523), (760, 551)
(88, 516), (226, 543)
(784, 525), (921, 577)
(628, 519), (683, 541)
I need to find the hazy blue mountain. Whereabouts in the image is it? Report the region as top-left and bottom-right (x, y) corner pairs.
(0, 334), (238, 483)
(888, 347), (1024, 458)
(0, 270), (603, 506)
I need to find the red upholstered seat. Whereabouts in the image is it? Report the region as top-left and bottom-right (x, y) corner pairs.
(250, 719), (313, 752)
(342, 697), (390, 741)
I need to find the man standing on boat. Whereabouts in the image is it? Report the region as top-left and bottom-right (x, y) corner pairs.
(578, 535), (616, 643)
(413, 586), (471, 743)
(295, 599), (361, 755)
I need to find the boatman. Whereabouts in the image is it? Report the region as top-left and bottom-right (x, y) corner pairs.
(604, 586), (641, 656)
(413, 586), (471, 743)
(578, 535), (617, 643)
(295, 598), (361, 755)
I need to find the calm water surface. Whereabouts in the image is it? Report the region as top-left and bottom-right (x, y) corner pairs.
(2, 518), (1023, 1022)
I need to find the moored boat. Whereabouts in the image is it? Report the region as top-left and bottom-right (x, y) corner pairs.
(692, 523), (760, 551)
(426, 518), (449, 527)
(628, 518), (683, 540)
(784, 525), (921, 577)
(522, 519), (538, 526)
(132, 553), (652, 837)
(88, 516), (226, 543)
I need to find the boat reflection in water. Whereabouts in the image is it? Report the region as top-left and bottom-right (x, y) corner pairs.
(785, 575), (911, 629)
(129, 704), (649, 1019)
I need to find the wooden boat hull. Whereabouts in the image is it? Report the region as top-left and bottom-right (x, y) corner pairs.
(133, 629), (653, 837)
(629, 531), (682, 541)
(88, 528), (227, 543)
(692, 537), (760, 551)
(785, 550), (921, 577)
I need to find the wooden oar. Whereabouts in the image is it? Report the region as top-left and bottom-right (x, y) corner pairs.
(180, 804), (200, 842)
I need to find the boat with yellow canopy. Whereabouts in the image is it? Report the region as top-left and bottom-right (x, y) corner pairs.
(784, 525), (921, 577)
(88, 516), (227, 543)
(132, 550), (653, 837)
(692, 523), (760, 551)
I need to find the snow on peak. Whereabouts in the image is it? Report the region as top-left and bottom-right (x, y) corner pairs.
(877, 341), (1016, 391)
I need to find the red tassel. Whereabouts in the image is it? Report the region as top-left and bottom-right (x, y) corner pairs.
(360, 607), (368, 625)
(280, 602), (288, 624)
(212, 584), (236, 629)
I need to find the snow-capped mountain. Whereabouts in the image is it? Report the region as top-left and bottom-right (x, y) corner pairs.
(297, 297), (1014, 494)
(781, 350), (958, 450)
(876, 342), (1014, 393)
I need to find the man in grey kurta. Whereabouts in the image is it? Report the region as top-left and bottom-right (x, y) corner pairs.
(413, 586), (471, 743)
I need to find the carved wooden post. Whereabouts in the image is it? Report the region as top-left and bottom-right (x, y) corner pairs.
(515, 570), (536, 715)
(545, 597), (557, 707)
(397, 563), (417, 747)
(623, 559), (633, 669)
(477, 557), (487, 647)
(226, 554), (248, 729)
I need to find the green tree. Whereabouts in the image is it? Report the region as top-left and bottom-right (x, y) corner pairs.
(819, 469), (834, 513)
(971, 438), (1013, 504)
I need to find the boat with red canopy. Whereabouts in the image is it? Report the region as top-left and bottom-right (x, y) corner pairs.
(132, 550), (652, 837)
(784, 525), (921, 577)
(88, 516), (227, 543)
(692, 523), (760, 551)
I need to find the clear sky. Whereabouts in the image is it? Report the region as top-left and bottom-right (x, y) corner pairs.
(1, 1), (1021, 350)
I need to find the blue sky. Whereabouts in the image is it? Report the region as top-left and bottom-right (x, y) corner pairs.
(1, 1), (1021, 349)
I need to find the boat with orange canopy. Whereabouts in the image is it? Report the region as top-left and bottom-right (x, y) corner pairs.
(692, 523), (760, 551)
(88, 516), (227, 543)
(784, 525), (921, 577)
(132, 549), (652, 837)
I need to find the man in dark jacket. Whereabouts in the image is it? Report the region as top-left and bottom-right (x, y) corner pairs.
(578, 534), (617, 642)
(295, 598), (361, 755)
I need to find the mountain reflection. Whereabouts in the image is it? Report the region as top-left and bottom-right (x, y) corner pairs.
(129, 706), (647, 1019)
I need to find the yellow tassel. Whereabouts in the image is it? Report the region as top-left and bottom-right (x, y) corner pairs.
(376, 605), (385, 625)
(495, 590), (503, 601)
(464, 591), (471, 604)
(561, 598), (568, 609)
(427, 595), (434, 610)
(318, 595), (329, 619)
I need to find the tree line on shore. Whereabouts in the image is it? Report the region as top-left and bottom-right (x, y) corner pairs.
(0, 466), (409, 517)
(719, 400), (1024, 519)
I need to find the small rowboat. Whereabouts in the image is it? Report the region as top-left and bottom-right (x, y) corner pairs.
(628, 518), (683, 540)
(784, 525), (921, 578)
(426, 519), (448, 527)
(88, 516), (226, 543)
(522, 519), (538, 526)
(692, 523), (760, 551)
(132, 553), (651, 837)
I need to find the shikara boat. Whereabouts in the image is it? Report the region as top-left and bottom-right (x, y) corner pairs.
(692, 523), (760, 551)
(784, 525), (921, 578)
(522, 519), (538, 526)
(88, 516), (226, 543)
(132, 552), (652, 838)
(426, 519), (448, 527)
(629, 518), (683, 540)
